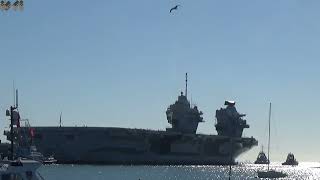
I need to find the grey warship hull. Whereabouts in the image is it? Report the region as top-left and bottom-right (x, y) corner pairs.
(16, 126), (257, 165)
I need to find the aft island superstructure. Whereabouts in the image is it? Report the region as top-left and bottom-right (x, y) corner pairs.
(6, 74), (258, 165)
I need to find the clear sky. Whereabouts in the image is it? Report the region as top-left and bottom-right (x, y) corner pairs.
(1, 0), (320, 162)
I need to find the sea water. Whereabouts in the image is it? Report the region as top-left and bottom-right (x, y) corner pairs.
(39, 162), (320, 180)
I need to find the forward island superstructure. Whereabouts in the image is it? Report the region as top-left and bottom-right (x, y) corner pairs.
(6, 74), (258, 165)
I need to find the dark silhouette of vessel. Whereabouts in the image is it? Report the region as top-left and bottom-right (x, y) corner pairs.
(254, 146), (269, 164)
(6, 74), (258, 165)
(282, 153), (298, 166)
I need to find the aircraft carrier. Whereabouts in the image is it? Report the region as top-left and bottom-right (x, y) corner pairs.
(5, 74), (258, 165)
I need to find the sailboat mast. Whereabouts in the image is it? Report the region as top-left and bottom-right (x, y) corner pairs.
(267, 102), (271, 171)
(257, 102), (287, 178)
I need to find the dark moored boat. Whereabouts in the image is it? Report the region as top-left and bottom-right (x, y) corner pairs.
(282, 153), (298, 166)
(254, 146), (269, 164)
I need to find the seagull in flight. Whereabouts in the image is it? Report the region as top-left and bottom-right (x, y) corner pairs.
(170, 5), (180, 13)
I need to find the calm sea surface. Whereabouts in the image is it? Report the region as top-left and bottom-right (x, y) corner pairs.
(38, 162), (320, 180)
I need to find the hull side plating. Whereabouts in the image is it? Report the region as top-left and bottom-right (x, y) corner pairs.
(22, 127), (257, 165)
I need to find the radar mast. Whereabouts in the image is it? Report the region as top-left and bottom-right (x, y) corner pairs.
(166, 73), (203, 134)
(185, 73), (188, 99)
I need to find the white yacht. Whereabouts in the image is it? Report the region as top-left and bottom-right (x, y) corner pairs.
(0, 159), (44, 180)
(1, 91), (45, 180)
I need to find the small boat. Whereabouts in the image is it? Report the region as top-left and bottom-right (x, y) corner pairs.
(16, 145), (57, 165)
(43, 156), (57, 165)
(282, 153), (298, 166)
(257, 170), (287, 178)
(9, 101), (58, 165)
(257, 103), (287, 178)
(0, 159), (45, 180)
(254, 146), (269, 164)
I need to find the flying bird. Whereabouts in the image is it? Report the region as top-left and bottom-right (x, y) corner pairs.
(170, 5), (180, 13)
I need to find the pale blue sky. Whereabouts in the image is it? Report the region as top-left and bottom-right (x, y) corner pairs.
(1, 0), (320, 161)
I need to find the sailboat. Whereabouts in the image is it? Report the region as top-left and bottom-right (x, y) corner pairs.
(257, 103), (287, 178)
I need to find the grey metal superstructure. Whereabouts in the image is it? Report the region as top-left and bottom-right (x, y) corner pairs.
(166, 91), (203, 134)
(5, 74), (258, 165)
